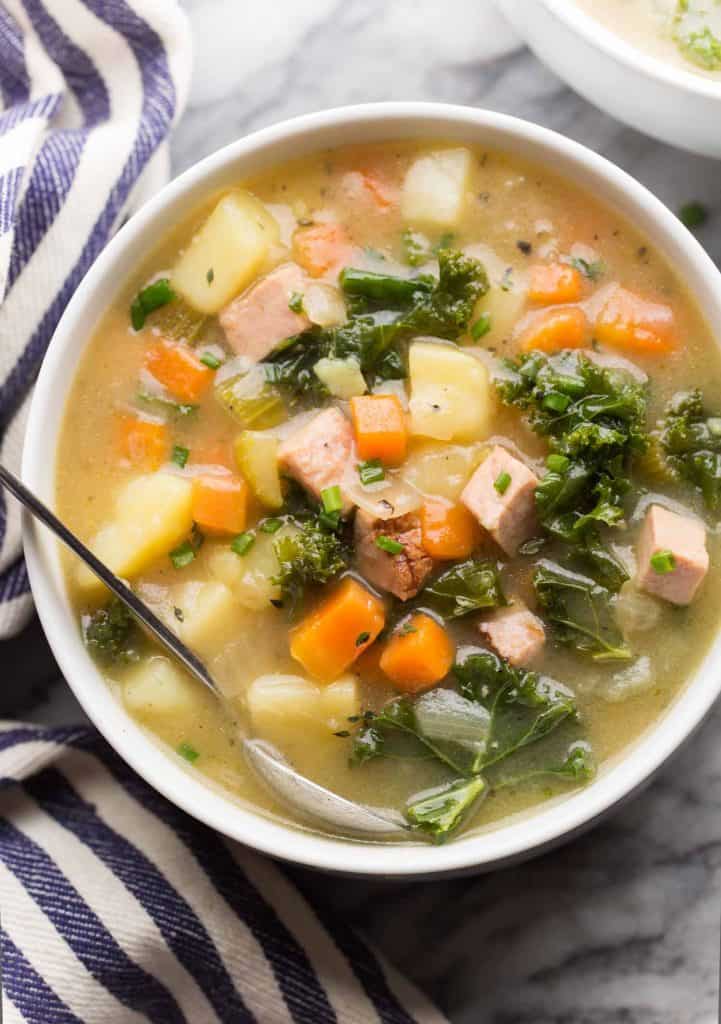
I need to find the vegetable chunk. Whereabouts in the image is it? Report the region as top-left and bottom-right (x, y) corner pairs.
(234, 431), (283, 509)
(219, 263), (310, 362)
(115, 412), (168, 470)
(528, 263), (583, 305)
(518, 306), (588, 353)
(171, 580), (242, 657)
(145, 340), (214, 403)
(478, 603), (545, 667)
(293, 222), (354, 278)
(289, 576), (385, 682)
(461, 446), (539, 555)
(277, 407), (355, 512)
(354, 509), (433, 601)
(191, 472), (248, 536)
(172, 191), (279, 314)
(77, 473), (194, 593)
(636, 504), (708, 606)
(247, 674), (361, 741)
(595, 287), (675, 355)
(408, 341), (492, 443)
(419, 499), (480, 560)
(401, 148), (472, 228)
(380, 613), (454, 692)
(123, 656), (207, 718)
(350, 394), (408, 465)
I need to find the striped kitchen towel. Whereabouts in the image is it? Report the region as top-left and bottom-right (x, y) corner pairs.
(0, 0), (192, 638)
(0, 722), (448, 1024)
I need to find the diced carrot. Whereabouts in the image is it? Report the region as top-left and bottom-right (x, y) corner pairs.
(420, 499), (481, 560)
(191, 471), (248, 535)
(379, 613), (454, 693)
(115, 412), (169, 470)
(292, 222), (354, 278)
(290, 576), (385, 682)
(145, 340), (214, 403)
(529, 262), (583, 305)
(519, 306), (588, 353)
(358, 170), (397, 209)
(350, 394), (408, 465)
(595, 287), (675, 355)
(192, 441), (233, 469)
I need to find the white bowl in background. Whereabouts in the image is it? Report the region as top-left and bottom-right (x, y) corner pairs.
(22, 102), (721, 877)
(496, 0), (721, 158)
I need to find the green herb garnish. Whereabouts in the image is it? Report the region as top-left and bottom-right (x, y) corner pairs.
(200, 350), (222, 370)
(178, 741), (200, 763)
(358, 459), (385, 485)
(375, 535), (405, 555)
(171, 445), (189, 468)
(288, 291), (304, 313)
(231, 532), (255, 556)
(320, 485), (343, 514)
(494, 471), (511, 495)
(650, 549), (676, 574)
(130, 278), (175, 331)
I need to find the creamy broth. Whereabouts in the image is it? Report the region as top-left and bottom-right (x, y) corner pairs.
(57, 140), (721, 844)
(575, 0), (721, 79)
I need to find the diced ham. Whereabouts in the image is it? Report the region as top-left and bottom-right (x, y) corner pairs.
(635, 504), (708, 606)
(354, 509), (433, 601)
(479, 603), (545, 667)
(460, 446), (539, 556)
(277, 407), (355, 512)
(219, 263), (310, 362)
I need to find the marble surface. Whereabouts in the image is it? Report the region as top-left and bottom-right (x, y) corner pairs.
(7, 0), (721, 1020)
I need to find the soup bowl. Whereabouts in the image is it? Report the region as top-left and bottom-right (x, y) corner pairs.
(496, 0), (721, 158)
(22, 102), (721, 877)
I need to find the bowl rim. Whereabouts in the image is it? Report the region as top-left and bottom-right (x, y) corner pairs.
(22, 100), (721, 877)
(539, 0), (721, 99)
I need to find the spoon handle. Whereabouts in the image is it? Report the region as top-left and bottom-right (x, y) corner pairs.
(0, 463), (217, 695)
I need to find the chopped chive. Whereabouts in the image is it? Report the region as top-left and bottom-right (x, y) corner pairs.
(679, 202), (708, 230)
(130, 278), (175, 331)
(177, 741), (200, 763)
(356, 631), (371, 647)
(321, 485), (343, 514)
(231, 531), (255, 556)
(319, 509), (342, 532)
(288, 290), (304, 313)
(568, 256), (606, 281)
(376, 535), (404, 555)
(171, 445), (190, 468)
(206, 267), (215, 284)
(470, 312), (492, 341)
(650, 549), (676, 574)
(543, 392), (570, 413)
(398, 622), (418, 636)
(358, 459), (385, 485)
(200, 350), (222, 370)
(494, 471), (511, 495)
(169, 541), (196, 569)
(260, 518), (283, 534)
(546, 453), (569, 473)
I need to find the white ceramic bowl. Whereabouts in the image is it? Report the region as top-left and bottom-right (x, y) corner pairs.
(496, 0), (721, 158)
(22, 102), (721, 878)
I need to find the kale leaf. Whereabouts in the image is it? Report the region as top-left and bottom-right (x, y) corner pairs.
(83, 599), (140, 664)
(424, 559), (506, 619)
(533, 559), (632, 661)
(492, 740), (596, 790)
(405, 776), (488, 844)
(659, 388), (721, 512)
(272, 514), (349, 617)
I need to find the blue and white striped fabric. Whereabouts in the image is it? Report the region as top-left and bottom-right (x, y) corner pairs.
(0, 0), (192, 637)
(0, 723), (448, 1024)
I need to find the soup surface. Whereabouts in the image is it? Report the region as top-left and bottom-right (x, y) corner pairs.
(57, 140), (721, 845)
(574, 0), (721, 78)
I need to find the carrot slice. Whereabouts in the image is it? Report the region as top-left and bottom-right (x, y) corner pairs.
(420, 499), (480, 560)
(191, 471), (248, 535)
(519, 306), (588, 353)
(595, 287), (675, 354)
(379, 613), (454, 693)
(292, 222), (354, 278)
(350, 394), (408, 465)
(145, 340), (214, 402)
(529, 263), (583, 305)
(115, 412), (169, 470)
(290, 577), (385, 682)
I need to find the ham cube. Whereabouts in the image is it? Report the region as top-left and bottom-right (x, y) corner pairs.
(479, 603), (545, 667)
(460, 446), (538, 555)
(354, 510), (433, 601)
(636, 504), (708, 606)
(278, 407), (355, 513)
(219, 263), (310, 362)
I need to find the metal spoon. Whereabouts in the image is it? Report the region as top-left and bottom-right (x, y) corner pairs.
(0, 463), (406, 837)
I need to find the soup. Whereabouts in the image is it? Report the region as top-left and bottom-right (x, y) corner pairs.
(574, 0), (721, 78)
(57, 140), (721, 845)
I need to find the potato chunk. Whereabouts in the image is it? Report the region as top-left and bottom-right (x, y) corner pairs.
(408, 341), (492, 443)
(171, 580), (241, 659)
(246, 673), (361, 745)
(401, 148), (472, 228)
(206, 526), (298, 610)
(171, 191), (280, 314)
(123, 656), (206, 718)
(77, 473), (193, 594)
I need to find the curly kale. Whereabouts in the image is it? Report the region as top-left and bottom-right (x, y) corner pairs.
(498, 351), (648, 589)
(272, 514), (350, 617)
(83, 599), (140, 664)
(263, 249), (488, 406)
(659, 388), (721, 512)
